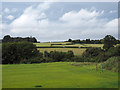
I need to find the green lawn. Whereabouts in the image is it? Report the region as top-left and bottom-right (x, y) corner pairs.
(2, 62), (118, 88)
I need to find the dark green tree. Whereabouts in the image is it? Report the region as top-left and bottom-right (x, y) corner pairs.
(44, 51), (50, 57)
(68, 39), (72, 42)
(3, 35), (11, 42)
(103, 35), (117, 51)
(2, 42), (41, 64)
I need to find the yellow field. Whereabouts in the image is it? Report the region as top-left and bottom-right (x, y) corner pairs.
(38, 48), (86, 56)
(34, 43), (104, 56)
(34, 43), (103, 48)
(34, 42), (72, 47)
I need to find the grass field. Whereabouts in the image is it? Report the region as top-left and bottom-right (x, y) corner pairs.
(34, 42), (72, 47)
(2, 62), (118, 88)
(38, 48), (86, 56)
(34, 43), (103, 48)
(34, 43), (103, 56)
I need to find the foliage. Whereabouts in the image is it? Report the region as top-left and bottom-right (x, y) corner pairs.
(44, 50), (74, 62)
(68, 39), (72, 42)
(2, 35), (37, 43)
(2, 42), (42, 64)
(102, 56), (120, 72)
(104, 45), (120, 60)
(103, 35), (117, 51)
(82, 47), (104, 62)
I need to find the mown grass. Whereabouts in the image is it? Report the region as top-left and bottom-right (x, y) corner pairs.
(2, 62), (118, 88)
(38, 48), (86, 56)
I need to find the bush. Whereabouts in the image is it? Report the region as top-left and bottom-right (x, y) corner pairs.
(104, 45), (120, 60)
(82, 47), (104, 62)
(44, 50), (74, 62)
(102, 56), (120, 72)
(2, 42), (42, 64)
(82, 47), (103, 58)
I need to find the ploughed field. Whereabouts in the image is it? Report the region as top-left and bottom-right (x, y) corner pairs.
(2, 62), (118, 88)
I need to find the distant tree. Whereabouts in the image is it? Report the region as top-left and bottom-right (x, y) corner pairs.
(44, 51), (50, 57)
(72, 39), (80, 43)
(2, 35), (37, 43)
(3, 35), (11, 42)
(66, 50), (74, 59)
(103, 35), (117, 51)
(86, 39), (90, 44)
(68, 39), (72, 42)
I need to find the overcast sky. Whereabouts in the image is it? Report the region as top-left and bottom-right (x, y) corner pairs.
(1, 2), (118, 42)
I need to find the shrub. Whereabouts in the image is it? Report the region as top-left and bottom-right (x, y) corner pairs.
(104, 45), (120, 60)
(102, 56), (120, 72)
(2, 42), (42, 64)
(82, 47), (104, 62)
(82, 47), (103, 58)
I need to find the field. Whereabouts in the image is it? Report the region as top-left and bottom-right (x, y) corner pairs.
(34, 43), (103, 56)
(38, 48), (86, 56)
(2, 62), (118, 88)
(34, 42), (103, 48)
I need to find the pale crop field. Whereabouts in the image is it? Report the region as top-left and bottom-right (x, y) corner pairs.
(34, 43), (104, 56)
(34, 43), (103, 48)
(38, 48), (86, 56)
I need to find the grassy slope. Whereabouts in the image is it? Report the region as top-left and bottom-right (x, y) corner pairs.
(2, 62), (118, 88)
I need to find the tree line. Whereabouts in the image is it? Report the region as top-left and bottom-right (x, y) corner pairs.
(2, 35), (120, 44)
(67, 37), (120, 44)
(2, 35), (37, 43)
(2, 35), (120, 64)
(2, 41), (74, 64)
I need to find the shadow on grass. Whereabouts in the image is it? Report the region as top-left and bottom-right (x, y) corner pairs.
(34, 85), (42, 88)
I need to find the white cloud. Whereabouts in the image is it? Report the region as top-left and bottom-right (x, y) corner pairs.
(11, 8), (18, 13)
(109, 10), (117, 14)
(4, 3), (117, 41)
(4, 8), (10, 13)
(6, 15), (14, 20)
(0, 14), (1, 20)
(4, 8), (18, 15)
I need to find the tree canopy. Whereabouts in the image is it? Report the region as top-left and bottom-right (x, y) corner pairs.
(103, 35), (117, 51)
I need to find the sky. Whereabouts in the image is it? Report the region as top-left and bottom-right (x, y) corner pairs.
(1, 2), (118, 42)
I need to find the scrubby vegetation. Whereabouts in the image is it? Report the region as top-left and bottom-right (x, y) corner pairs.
(2, 34), (120, 72)
(2, 42), (75, 64)
(102, 56), (120, 72)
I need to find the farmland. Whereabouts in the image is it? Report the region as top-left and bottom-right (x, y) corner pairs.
(2, 62), (118, 88)
(34, 43), (103, 56)
(38, 48), (86, 56)
(34, 42), (103, 48)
